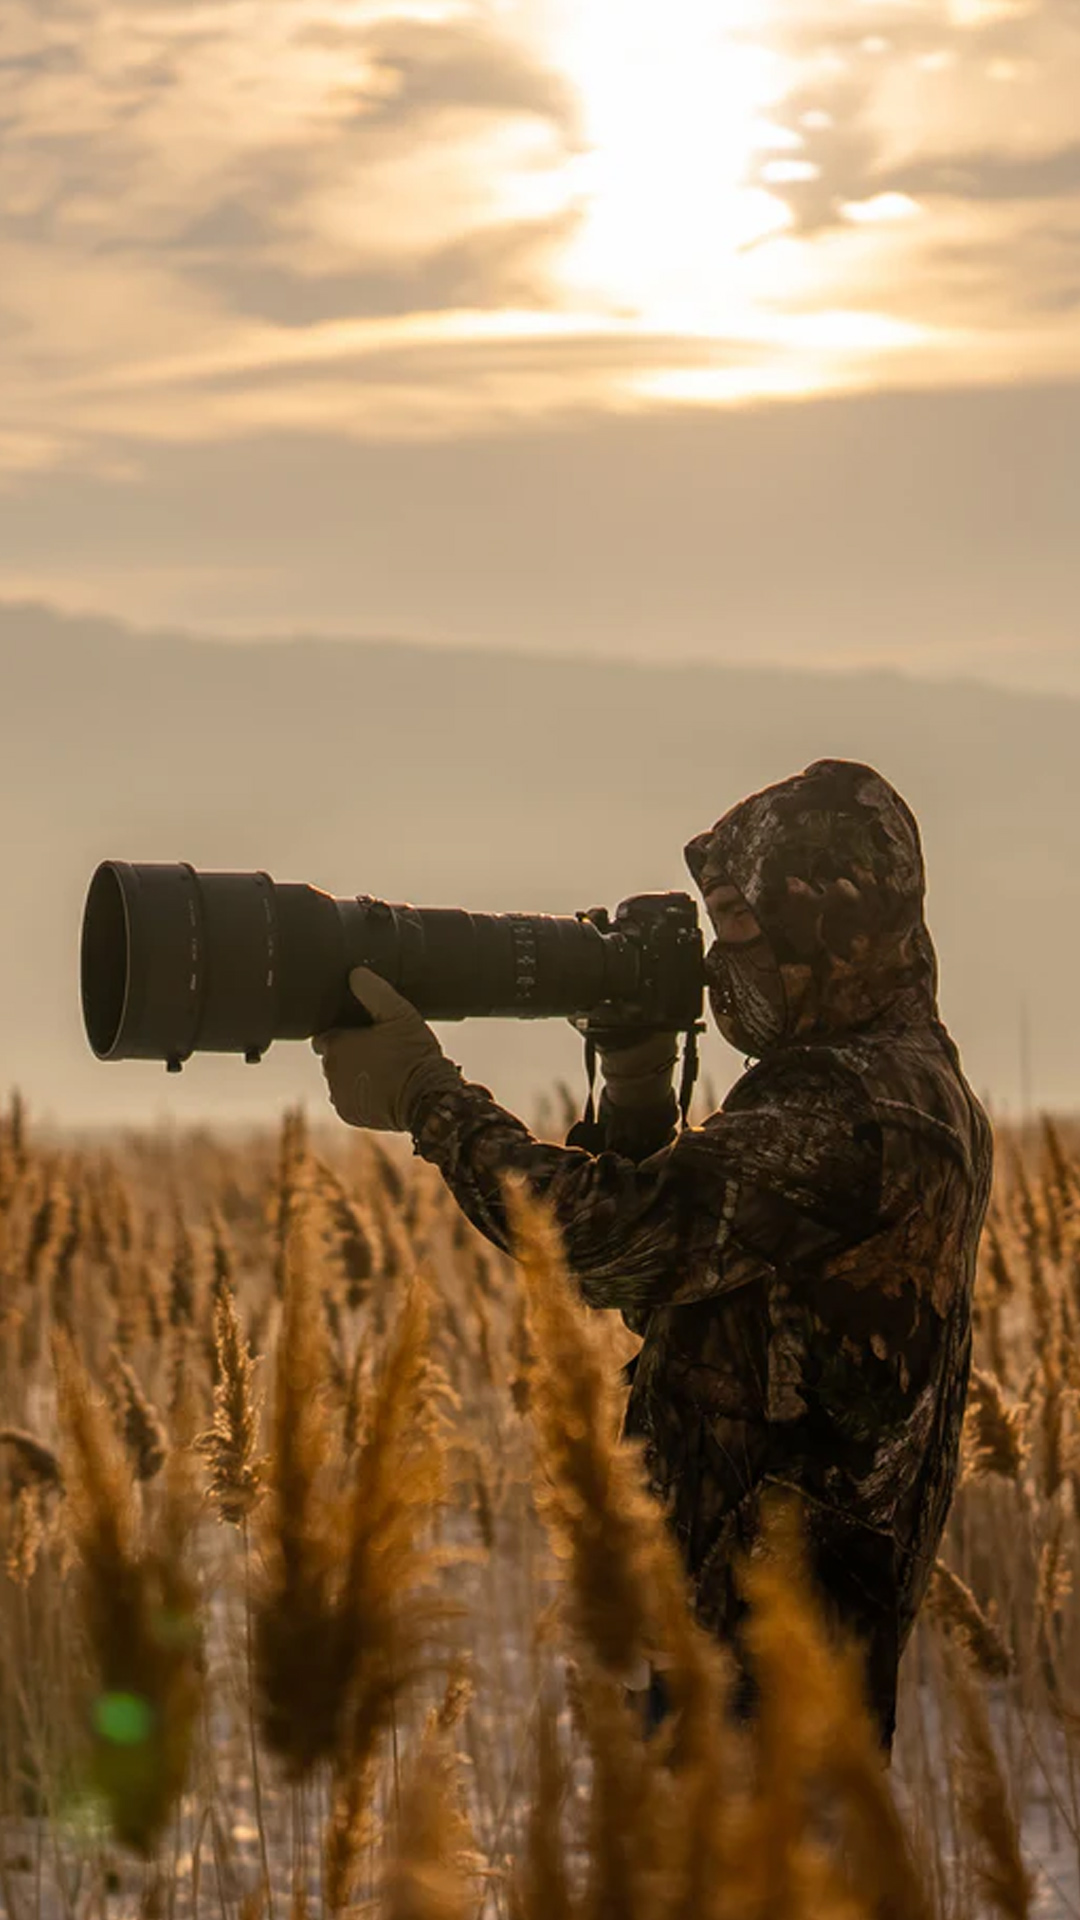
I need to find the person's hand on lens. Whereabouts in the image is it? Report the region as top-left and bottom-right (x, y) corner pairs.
(313, 969), (464, 1131)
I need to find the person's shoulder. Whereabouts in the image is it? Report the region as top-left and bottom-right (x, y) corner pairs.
(658, 1043), (879, 1191)
(865, 1019), (994, 1186)
(720, 1042), (876, 1120)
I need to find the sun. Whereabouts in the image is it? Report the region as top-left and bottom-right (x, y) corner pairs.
(544, 0), (792, 333)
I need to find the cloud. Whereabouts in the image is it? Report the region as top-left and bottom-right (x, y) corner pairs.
(2, 0), (1080, 480)
(172, 206), (579, 328)
(297, 14), (576, 126)
(751, 0), (1080, 213)
(881, 141), (1080, 201)
(0, 1), (592, 467)
(727, 0), (1080, 383)
(164, 14), (581, 326)
(0, 4), (579, 296)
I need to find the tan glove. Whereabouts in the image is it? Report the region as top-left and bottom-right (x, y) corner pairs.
(313, 968), (464, 1132)
(570, 1018), (679, 1112)
(597, 1030), (679, 1110)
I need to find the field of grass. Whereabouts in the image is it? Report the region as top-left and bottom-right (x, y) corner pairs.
(1, 1088), (1078, 1920)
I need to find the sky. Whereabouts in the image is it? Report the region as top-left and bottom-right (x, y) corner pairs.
(2, 0), (1078, 687)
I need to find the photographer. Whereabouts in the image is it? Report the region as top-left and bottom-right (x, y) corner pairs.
(314, 759), (992, 1750)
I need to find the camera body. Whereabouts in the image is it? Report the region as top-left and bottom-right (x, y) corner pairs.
(81, 862), (706, 1070)
(574, 892), (704, 1033)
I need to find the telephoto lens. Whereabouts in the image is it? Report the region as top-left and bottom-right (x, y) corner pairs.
(81, 862), (704, 1072)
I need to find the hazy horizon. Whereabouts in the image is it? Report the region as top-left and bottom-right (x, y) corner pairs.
(11, 589), (1080, 696)
(5, 380), (1079, 697)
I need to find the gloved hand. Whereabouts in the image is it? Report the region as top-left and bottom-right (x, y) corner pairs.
(313, 968), (464, 1132)
(568, 1019), (679, 1111)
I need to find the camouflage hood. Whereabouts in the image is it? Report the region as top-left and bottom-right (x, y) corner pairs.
(684, 759), (939, 1054)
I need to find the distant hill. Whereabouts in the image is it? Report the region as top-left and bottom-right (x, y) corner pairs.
(3, 600), (1077, 1127)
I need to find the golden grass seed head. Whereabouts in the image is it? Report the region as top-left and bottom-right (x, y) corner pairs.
(369, 1137), (406, 1210)
(1040, 1117), (1077, 1263)
(195, 1283), (265, 1527)
(5, 1482), (46, 1586)
(1034, 1351), (1074, 1503)
(254, 1183), (343, 1773)
(207, 1206), (236, 1308)
(166, 1209), (198, 1330)
(379, 1732), (474, 1920)
(963, 1369), (1027, 1482)
(7, 1088), (27, 1162)
(53, 1330), (204, 1855)
(946, 1649), (1034, 1920)
(929, 1562), (1014, 1680)
(324, 1756), (379, 1915)
(314, 1159), (380, 1310)
(510, 1688), (574, 1920)
(333, 1285), (451, 1767)
(1036, 1509), (1073, 1631)
(433, 1661), (475, 1737)
(982, 1220), (1016, 1300)
(25, 1174), (72, 1296)
(270, 1105), (311, 1299)
(108, 1352), (169, 1483)
(508, 1184), (663, 1682)
(735, 1497), (935, 1920)
(0, 1426), (64, 1495)
(255, 1189), (450, 1781)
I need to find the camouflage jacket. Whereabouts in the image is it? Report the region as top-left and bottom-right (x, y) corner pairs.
(412, 761), (993, 1745)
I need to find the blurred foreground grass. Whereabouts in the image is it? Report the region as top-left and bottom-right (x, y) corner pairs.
(1, 1089), (1078, 1919)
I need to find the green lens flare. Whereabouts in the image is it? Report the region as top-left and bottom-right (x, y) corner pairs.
(93, 1693), (154, 1747)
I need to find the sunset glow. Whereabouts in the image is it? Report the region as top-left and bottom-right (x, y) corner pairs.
(1, 0), (1079, 475)
(547, 0), (792, 328)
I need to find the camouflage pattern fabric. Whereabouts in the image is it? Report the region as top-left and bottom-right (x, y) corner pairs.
(411, 760), (993, 1746)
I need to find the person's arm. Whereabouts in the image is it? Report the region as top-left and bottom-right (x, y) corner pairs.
(410, 1081), (692, 1312)
(410, 1053), (881, 1316)
(313, 970), (880, 1317)
(564, 1029), (680, 1163)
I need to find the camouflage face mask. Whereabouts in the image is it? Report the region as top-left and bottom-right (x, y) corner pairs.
(704, 936), (787, 1059)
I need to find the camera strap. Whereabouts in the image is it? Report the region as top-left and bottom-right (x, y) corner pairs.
(564, 1036), (605, 1152)
(678, 1024), (703, 1130)
(582, 1034), (599, 1130)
